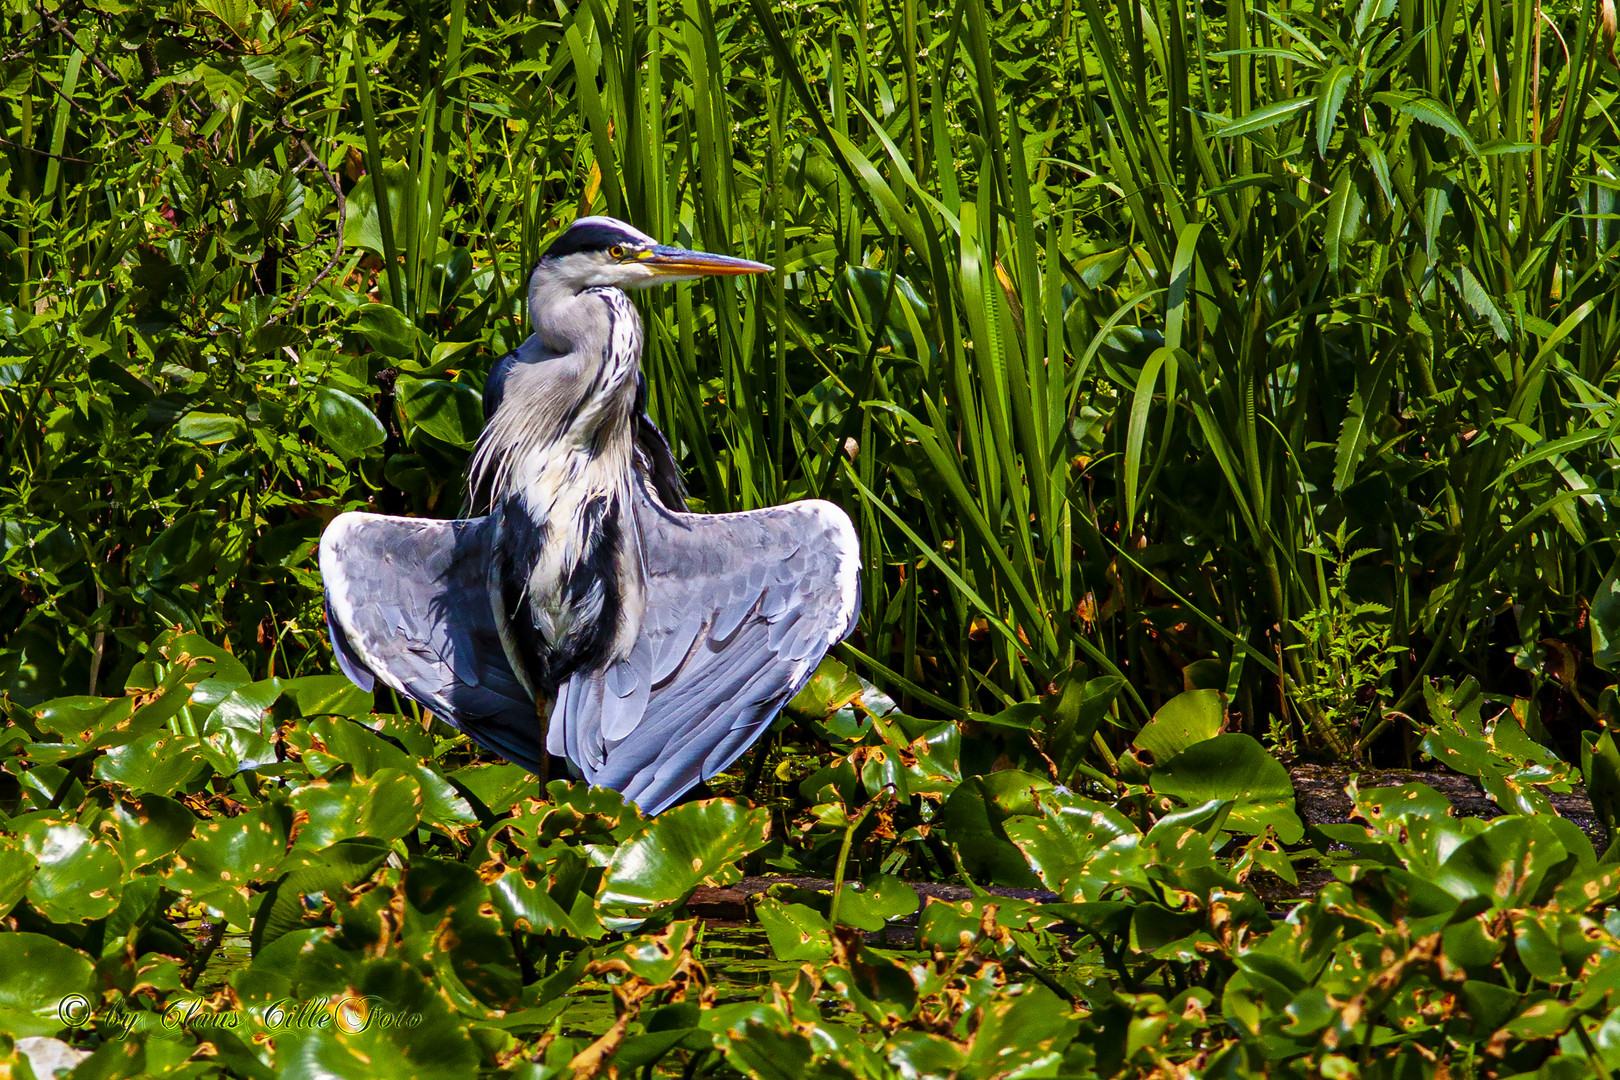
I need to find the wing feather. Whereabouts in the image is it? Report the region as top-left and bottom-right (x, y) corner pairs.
(552, 483), (860, 813)
(319, 512), (546, 769)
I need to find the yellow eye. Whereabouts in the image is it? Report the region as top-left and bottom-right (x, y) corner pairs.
(609, 245), (626, 259)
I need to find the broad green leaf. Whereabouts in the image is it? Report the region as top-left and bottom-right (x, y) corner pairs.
(111, 794), (195, 868)
(0, 934), (95, 1037)
(834, 873), (919, 931)
(598, 800), (771, 911)
(1149, 733), (1305, 843)
(757, 897), (833, 961)
(1133, 690), (1225, 763)
(939, 771), (1052, 888)
(312, 386), (387, 458)
(94, 730), (211, 793)
(290, 767), (424, 848)
(397, 375), (483, 447)
(18, 819), (124, 922)
(1004, 790), (1143, 900)
(0, 837), (38, 915)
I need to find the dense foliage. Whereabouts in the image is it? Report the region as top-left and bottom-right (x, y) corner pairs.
(8, 635), (1620, 1079)
(7, 0), (1620, 753)
(9, 0), (1620, 1074)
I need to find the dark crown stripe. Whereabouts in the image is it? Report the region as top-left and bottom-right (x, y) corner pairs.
(542, 220), (645, 260)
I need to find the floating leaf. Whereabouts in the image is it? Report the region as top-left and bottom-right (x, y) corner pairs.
(0, 934), (95, 1037)
(289, 766), (424, 848)
(111, 794), (195, 869)
(599, 799), (770, 912)
(18, 820), (124, 923)
(939, 771), (1052, 888)
(757, 897), (833, 961)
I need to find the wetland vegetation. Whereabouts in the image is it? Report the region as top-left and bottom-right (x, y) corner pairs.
(7, 0), (1620, 1075)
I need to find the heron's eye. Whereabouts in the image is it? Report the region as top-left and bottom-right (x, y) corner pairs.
(609, 245), (626, 259)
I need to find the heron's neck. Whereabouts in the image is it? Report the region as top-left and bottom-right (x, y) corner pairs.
(469, 286), (643, 514)
(532, 279), (640, 375)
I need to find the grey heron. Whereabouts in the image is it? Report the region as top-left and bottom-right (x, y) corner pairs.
(319, 217), (861, 814)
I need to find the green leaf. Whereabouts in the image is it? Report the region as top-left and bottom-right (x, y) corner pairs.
(939, 771), (1053, 888)
(312, 386), (387, 458)
(94, 730), (210, 793)
(786, 655), (866, 720)
(599, 799), (771, 913)
(1314, 65), (1354, 157)
(0, 836), (39, 915)
(834, 873), (919, 931)
(175, 411), (245, 445)
(1435, 817), (1570, 909)
(401, 858), (521, 1010)
(757, 897), (834, 961)
(396, 375), (483, 447)
(0, 934), (95, 1037)
(111, 794), (196, 868)
(342, 166), (413, 259)
(290, 766), (424, 848)
(1593, 555), (1620, 673)
(250, 839), (392, 952)
(1132, 690), (1225, 763)
(1045, 674), (1123, 785)
(18, 819), (124, 922)
(271, 957), (481, 1079)
(1003, 790), (1142, 900)
(352, 303), (421, 361)
(168, 803), (290, 928)
(1372, 90), (1480, 156)
(1148, 733), (1305, 843)
(1213, 95), (1314, 139)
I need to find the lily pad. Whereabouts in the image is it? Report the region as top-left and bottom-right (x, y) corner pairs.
(18, 819), (124, 923)
(93, 730), (210, 793)
(1132, 689), (1225, 763)
(0, 934), (95, 1037)
(834, 873), (919, 932)
(1149, 733), (1304, 843)
(1003, 790), (1143, 900)
(290, 766), (424, 848)
(939, 770), (1052, 888)
(598, 799), (770, 912)
(111, 794), (196, 868)
(758, 898), (834, 961)
(0, 836), (39, 915)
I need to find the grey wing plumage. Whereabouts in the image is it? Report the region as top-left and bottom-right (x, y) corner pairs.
(550, 483), (861, 814)
(319, 512), (546, 769)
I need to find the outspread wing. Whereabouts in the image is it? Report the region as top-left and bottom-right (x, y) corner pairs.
(319, 512), (546, 769)
(550, 483), (861, 814)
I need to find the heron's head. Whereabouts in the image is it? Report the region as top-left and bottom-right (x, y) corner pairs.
(532, 216), (772, 296)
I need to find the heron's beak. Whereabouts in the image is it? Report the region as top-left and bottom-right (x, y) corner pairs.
(641, 245), (773, 277)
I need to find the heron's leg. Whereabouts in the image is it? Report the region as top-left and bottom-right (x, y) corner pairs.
(535, 696), (550, 796)
(741, 733), (774, 802)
